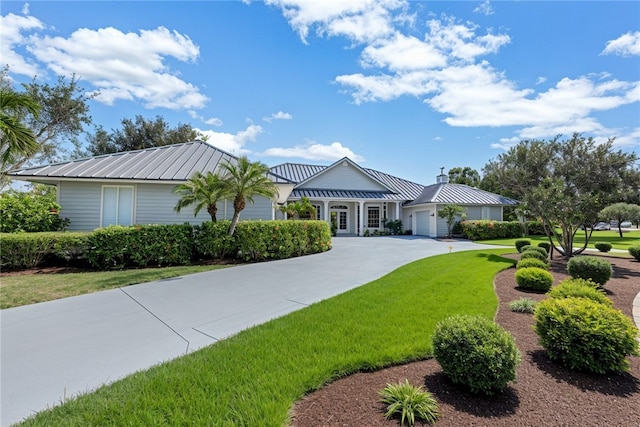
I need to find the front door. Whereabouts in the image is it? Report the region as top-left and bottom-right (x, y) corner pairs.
(330, 206), (349, 234)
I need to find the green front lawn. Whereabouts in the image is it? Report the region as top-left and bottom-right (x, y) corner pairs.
(18, 248), (515, 426)
(480, 230), (640, 253)
(0, 265), (230, 309)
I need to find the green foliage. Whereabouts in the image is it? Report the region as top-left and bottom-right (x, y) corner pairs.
(380, 380), (440, 426)
(509, 298), (537, 313)
(515, 267), (553, 292)
(233, 220), (331, 262)
(537, 241), (551, 253)
(515, 239), (531, 252)
(383, 219), (403, 235)
(0, 232), (88, 269)
(599, 203), (640, 237)
(524, 246), (548, 257)
(520, 250), (548, 263)
(193, 220), (236, 259)
(448, 166), (480, 186)
(516, 258), (548, 270)
(533, 297), (640, 373)
(547, 278), (612, 307)
(173, 171), (227, 221)
(0, 86), (40, 174)
(594, 241), (612, 252)
(527, 221), (546, 235)
(461, 220), (523, 240)
(0, 188), (69, 232)
(629, 245), (640, 261)
(566, 256), (613, 286)
(279, 196), (316, 220)
(86, 224), (194, 269)
(438, 204), (467, 238)
(432, 315), (521, 395)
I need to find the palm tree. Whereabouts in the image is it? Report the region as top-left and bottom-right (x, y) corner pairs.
(0, 88), (40, 173)
(220, 156), (278, 236)
(173, 171), (228, 222)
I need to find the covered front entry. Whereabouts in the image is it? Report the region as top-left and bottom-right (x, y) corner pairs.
(330, 205), (349, 234)
(415, 210), (431, 236)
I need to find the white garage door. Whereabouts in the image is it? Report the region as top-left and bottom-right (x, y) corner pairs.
(415, 211), (430, 236)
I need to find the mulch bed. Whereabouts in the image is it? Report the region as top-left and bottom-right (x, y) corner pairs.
(290, 255), (640, 426)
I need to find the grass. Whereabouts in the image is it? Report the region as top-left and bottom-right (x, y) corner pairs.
(480, 230), (640, 253)
(17, 248), (515, 426)
(0, 265), (230, 309)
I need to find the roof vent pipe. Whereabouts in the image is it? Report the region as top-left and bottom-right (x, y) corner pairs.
(436, 167), (449, 184)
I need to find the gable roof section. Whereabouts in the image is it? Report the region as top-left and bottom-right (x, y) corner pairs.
(405, 183), (519, 206)
(9, 141), (292, 183)
(298, 158), (394, 192)
(270, 161), (424, 200)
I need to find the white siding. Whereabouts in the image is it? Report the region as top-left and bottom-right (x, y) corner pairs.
(58, 181), (102, 231)
(136, 183), (211, 225)
(300, 161), (387, 191)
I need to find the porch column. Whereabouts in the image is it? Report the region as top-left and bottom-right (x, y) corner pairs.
(359, 201), (365, 236)
(323, 201), (330, 222)
(395, 202), (400, 221)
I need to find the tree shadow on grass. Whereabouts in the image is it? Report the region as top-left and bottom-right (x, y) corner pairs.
(529, 350), (640, 397)
(474, 252), (517, 267)
(423, 371), (519, 418)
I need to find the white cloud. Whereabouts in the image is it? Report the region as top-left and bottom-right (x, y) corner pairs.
(0, 12), (45, 76)
(262, 141), (364, 162)
(535, 76), (546, 85)
(360, 32), (447, 71)
(22, 3), (30, 15)
(474, 0), (494, 16)
(189, 110), (223, 126)
(602, 31), (640, 56)
(263, 111), (293, 122)
(195, 124), (263, 155)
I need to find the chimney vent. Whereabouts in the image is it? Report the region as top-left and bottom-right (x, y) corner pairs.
(436, 167), (449, 184)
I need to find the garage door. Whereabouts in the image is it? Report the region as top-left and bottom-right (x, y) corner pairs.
(415, 211), (430, 236)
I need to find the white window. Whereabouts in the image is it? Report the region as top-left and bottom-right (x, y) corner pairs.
(368, 206), (380, 228)
(482, 207), (491, 220)
(101, 186), (134, 227)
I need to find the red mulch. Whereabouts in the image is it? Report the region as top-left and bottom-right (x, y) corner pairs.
(290, 255), (640, 426)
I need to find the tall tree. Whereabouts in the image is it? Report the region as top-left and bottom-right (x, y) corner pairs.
(0, 68), (93, 183)
(173, 171), (228, 222)
(483, 133), (639, 257)
(448, 166), (480, 186)
(220, 156), (278, 236)
(599, 203), (640, 237)
(0, 88), (40, 176)
(88, 115), (201, 155)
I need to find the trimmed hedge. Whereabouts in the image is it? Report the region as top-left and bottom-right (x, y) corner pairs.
(2, 220), (333, 270)
(566, 256), (613, 286)
(547, 278), (612, 307)
(515, 267), (553, 292)
(524, 246), (548, 257)
(460, 220), (523, 240)
(594, 242), (612, 253)
(432, 315), (521, 395)
(520, 250), (548, 263)
(0, 232), (89, 270)
(534, 297), (640, 373)
(516, 258), (549, 270)
(537, 241), (551, 253)
(629, 245), (640, 261)
(515, 239), (531, 253)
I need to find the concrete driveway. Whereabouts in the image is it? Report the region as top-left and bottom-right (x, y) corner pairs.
(1, 236), (499, 426)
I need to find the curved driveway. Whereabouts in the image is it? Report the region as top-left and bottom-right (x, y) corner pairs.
(1, 237), (499, 426)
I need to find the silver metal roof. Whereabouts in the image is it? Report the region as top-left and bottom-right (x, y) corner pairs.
(8, 141), (291, 183)
(270, 162), (424, 200)
(405, 183), (519, 206)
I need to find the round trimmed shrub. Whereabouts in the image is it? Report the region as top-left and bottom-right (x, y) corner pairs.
(566, 256), (613, 286)
(524, 246), (548, 257)
(520, 250), (548, 263)
(516, 258), (549, 270)
(515, 267), (553, 292)
(515, 239), (531, 253)
(537, 241), (551, 253)
(594, 242), (612, 253)
(533, 297), (640, 373)
(432, 315), (521, 395)
(547, 278), (612, 307)
(629, 245), (640, 261)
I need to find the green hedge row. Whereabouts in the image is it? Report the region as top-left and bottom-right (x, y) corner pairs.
(460, 220), (524, 240)
(1, 220), (332, 270)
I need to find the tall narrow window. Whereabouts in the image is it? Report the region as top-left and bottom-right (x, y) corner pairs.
(482, 207), (491, 220)
(102, 186), (134, 227)
(368, 206), (380, 228)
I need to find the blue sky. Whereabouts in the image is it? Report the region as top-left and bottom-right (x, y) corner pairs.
(2, 0), (639, 184)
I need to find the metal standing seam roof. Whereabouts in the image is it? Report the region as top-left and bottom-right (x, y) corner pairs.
(269, 162), (425, 200)
(8, 141), (292, 183)
(405, 183), (519, 206)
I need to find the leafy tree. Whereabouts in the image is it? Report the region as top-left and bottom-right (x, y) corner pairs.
(220, 156), (278, 236)
(483, 134), (639, 257)
(279, 196), (316, 219)
(438, 204), (467, 239)
(0, 68), (93, 186)
(600, 203), (640, 237)
(88, 115), (201, 155)
(0, 184), (69, 232)
(1, 88), (40, 176)
(173, 171), (228, 222)
(448, 166), (480, 186)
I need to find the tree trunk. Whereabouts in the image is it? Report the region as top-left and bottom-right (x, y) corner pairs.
(207, 204), (218, 222)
